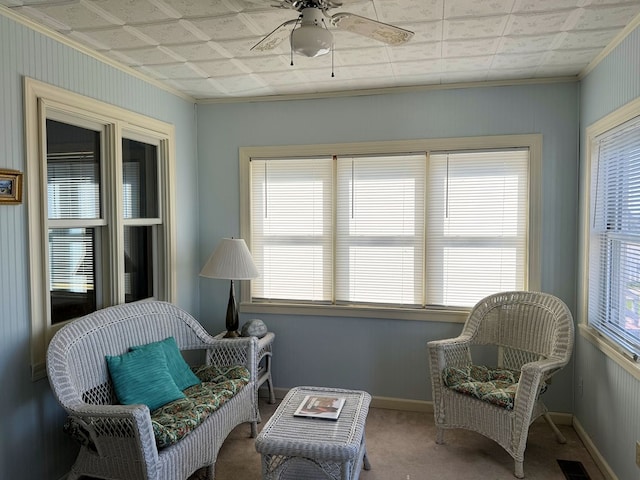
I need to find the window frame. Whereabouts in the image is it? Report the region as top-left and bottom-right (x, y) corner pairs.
(239, 134), (542, 323)
(580, 95), (640, 380)
(25, 78), (177, 380)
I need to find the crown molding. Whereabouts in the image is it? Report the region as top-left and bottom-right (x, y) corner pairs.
(196, 75), (579, 105)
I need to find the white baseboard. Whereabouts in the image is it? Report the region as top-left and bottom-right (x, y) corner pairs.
(267, 388), (573, 424)
(572, 417), (618, 480)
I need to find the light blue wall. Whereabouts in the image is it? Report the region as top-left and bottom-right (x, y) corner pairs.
(197, 82), (579, 409)
(0, 13), (199, 480)
(578, 25), (640, 480)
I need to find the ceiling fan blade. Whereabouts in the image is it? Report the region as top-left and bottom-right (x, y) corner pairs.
(331, 13), (414, 45)
(250, 19), (297, 52)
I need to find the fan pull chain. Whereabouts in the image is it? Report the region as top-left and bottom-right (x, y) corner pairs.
(290, 16), (302, 67)
(331, 42), (335, 77)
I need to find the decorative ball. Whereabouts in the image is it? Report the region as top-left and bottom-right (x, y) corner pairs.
(240, 319), (267, 338)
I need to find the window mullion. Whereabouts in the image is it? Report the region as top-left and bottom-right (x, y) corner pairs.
(104, 122), (124, 305)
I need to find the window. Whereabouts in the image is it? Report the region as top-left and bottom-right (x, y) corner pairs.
(588, 111), (640, 357)
(25, 78), (177, 379)
(240, 136), (540, 320)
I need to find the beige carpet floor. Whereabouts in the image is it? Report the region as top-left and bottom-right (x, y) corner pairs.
(194, 396), (604, 480)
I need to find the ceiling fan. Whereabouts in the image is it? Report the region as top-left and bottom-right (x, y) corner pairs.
(250, 0), (414, 58)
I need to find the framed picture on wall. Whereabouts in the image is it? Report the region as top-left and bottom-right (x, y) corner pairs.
(0, 169), (23, 205)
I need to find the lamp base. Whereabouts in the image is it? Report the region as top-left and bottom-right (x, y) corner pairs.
(224, 280), (240, 339)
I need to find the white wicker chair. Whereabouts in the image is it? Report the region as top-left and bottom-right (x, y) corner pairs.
(47, 300), (260, 480)
(427, 291), (574, 478)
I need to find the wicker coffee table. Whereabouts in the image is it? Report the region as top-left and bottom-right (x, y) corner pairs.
(255, 386), (372, 480)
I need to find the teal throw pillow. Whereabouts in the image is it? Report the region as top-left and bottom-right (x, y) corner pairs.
(106, 347), (185, 411)
(130, 337), (201, 391)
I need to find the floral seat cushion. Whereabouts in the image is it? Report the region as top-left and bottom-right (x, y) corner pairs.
(64, 364), (250, 450)
(151, 365), (250, 448)
(442, 365), (547, 410)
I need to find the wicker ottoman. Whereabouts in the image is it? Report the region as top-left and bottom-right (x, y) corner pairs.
(255, 386), (372, 480)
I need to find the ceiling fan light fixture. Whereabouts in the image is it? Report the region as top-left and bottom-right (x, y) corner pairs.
(291, 24), (333, 57)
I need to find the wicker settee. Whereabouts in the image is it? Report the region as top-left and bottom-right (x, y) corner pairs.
(47, 300), (260, 480)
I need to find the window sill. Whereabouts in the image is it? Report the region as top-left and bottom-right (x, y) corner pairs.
(240, 302), (469, 323)
(578, 323), (640, 381)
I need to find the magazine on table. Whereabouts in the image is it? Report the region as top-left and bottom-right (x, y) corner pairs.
(293, 395), (346, 420)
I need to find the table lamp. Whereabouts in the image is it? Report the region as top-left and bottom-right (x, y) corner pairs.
(200, 238), (259, 338)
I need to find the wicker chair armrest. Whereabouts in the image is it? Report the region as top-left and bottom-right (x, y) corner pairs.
(513, 358), (568, 418)
(428, 336), (473, 371)
(203, 335), (259, 384)
(67, 403), (158, 469)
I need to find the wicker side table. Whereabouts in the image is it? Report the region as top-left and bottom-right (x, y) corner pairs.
(255, 386), (372, 480)
(214, 331), (275, 404)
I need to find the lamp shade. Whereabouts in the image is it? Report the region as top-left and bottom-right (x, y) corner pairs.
(200, 238), (259, 280)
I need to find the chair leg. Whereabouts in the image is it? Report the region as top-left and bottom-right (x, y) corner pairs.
(514, 460), (524, 478)
(205, 464), (215, 480)
(250, 420), (258, 438)
(542, 412), (567, 444)
(435, 427), (445, 445)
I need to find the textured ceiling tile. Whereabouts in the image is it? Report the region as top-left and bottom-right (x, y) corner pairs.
(163, 42), (226, 61)
(257, 70), (309, 87)
(573, 5), (640, 31)
(139, 61), (208, 79)
(334, 46), (389, 65)
(444, 0), (514, 19)
(35, 2), (118, 30)
(191, 59), (249, 77)
(211, 74), (269, 94)
(387, 41), (440, 61)
(91, 0), (175, 24)
(512, 0), (579, 14)
(507, 11), (574, 36)
(498, 33), (560, 53)
(131, 20), (205, 45)
(112, 46), (183, 65)
(216, 37), (278, 57)
(11, 5), (75, 31)
(342, 62), (395, 79)
(235, 55), (292, 72)
(486, 67), (535, 80)
(392, 59), (443, 75)
(444, 16), (509, 40)
(70, 27), (151, 50)
(557, 28), (619, 50)
(239, 8), (292, 36)
(443, 55), (493, 71)
(491, 52), (545, 69)
(442, 38), (499, 57)
(374, 0), (443, 23)
(543, 47), (604, 65)
(164, 78), (229, 98)
(189, 14), (258, 41)
(441, 70), (488, 83)
(407, 21), (443, 43)
(156, 0), (240, 18)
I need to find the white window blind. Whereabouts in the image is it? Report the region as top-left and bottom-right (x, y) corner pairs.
(251, 158), (334, 302)
(336, 154), (425, 306)
(249, 147), (529, 310)
(427, 150), (529, 307)
(589, 115), (640, 356)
